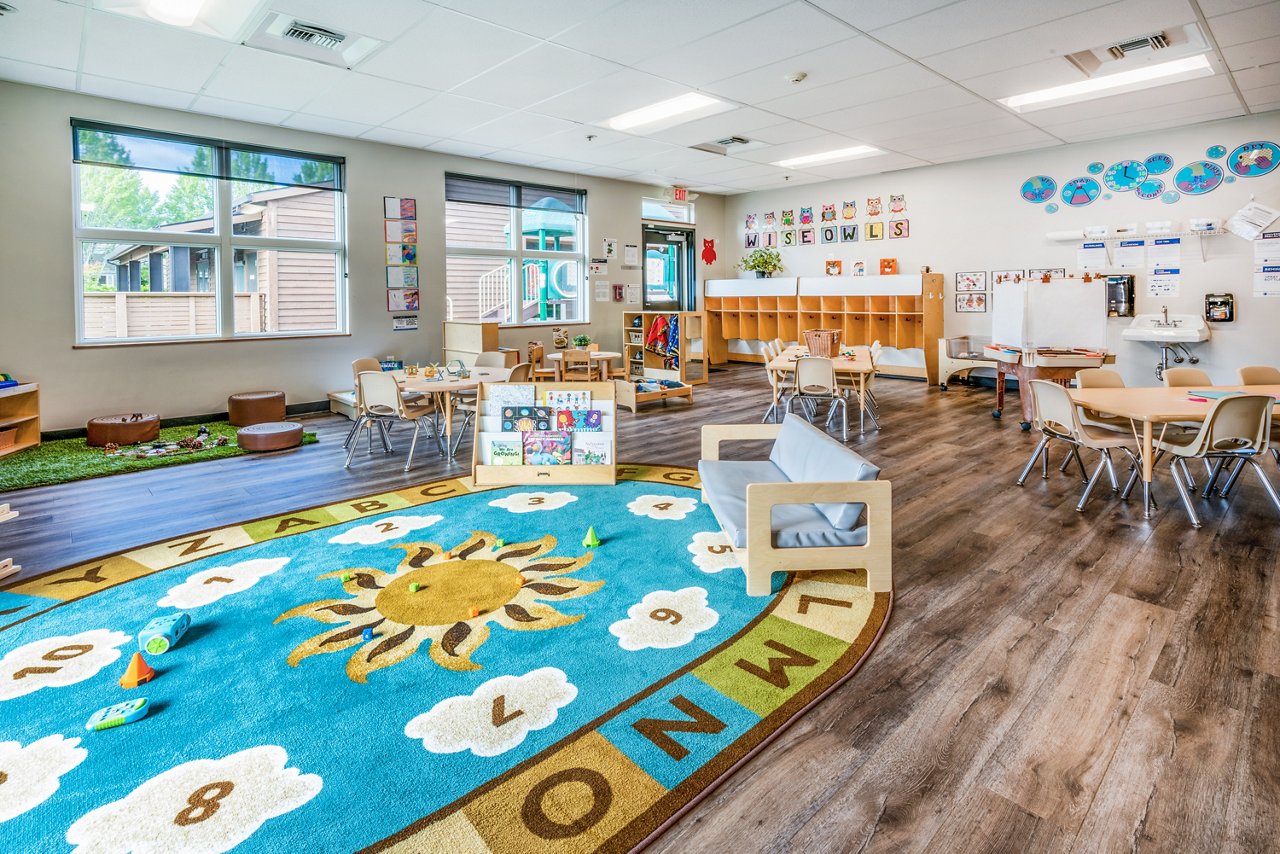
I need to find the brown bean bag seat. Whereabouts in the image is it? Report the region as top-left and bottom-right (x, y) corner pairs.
(87, 414), (160, 447)
(236, 422), (303, 452)
(228, 391), (286, 427)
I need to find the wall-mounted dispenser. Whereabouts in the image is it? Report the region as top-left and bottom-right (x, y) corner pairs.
(1205, 293), (1234, 322)
(1105, 275), (1135, 317)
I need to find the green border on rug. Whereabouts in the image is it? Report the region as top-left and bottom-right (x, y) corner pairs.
(0, 421), (317, 492)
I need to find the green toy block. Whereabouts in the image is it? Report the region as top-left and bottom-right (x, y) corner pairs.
(582, 526), (601, 549)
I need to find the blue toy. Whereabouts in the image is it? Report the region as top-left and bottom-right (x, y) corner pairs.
(138, 613), (191, 655)
(362, 628), (374, 642)
(86, 698), (149, 731)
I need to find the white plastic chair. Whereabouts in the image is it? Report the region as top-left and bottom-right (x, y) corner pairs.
(345, 371), (439, 472)
(787, 356), (847, 441)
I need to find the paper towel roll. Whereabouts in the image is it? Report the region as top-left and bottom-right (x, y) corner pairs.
(1046, 229), (1085, 241)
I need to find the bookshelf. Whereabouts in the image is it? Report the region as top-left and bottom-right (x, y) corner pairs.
(622, 310), (707, 385)
(702, 274), (946, 383)
(0, 384), (40, 458)
(470, 381), (616, 487)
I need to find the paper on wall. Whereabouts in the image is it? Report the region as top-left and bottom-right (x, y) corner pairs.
(1077, 242), (1108, 271)
(594, 281), (610, 302)
(1147, 268), (1181, 298)
(1253, 231), (1280, 265)
(1147, 238), (1181, 268)
(625, 284), (642, 304)
(1255, 266), (1280, 297)
(1114, 240), (1145, 269)
(1227, 202), (1279, 241)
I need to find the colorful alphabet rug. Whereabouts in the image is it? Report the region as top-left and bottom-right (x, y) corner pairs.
(0, 465), (891, 852)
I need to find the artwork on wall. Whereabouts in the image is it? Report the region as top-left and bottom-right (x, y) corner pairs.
(879, 258), (897, 275)
(799, 228), (816, 245)
(744, 232), (760, 249)
(991, 269), (1024, 284)
(1174, 161), (1224, 195)
(701, 239), (716, 265)
(386, 244), (417, 265)
(764, 231), (778, 247)
(1227, 142), (1276, 177)
(825, 259), (843, 276)
(762, 211), (776, 228)
(851, 260), (866, 276)
(781, 230), (797, 246)
(840, 224), (858, 242)
(1087, 162), (1105, 174)
(1206, 144), (1227, 159)
(1061, 177), (1101, 206)
(781, 209), (795, 227)
(800, 206), (814, 225)
(387, 288), (420, 312)
(386, 266), (418, 288)
(384, 196), (418, 323)
(865, 221), (884, 240)
(889, 219), (909, 239)
(865, 197), (882, 216)
(383, 196), (416, 220)
(888, 194), (905, 215)
(1144, 154), (1174, 175)
(1103, 160), (1147, 192)
(745, 213), (757, 231)
(821, 203), (837, 222)
(1020, 175), (1057, 203)
(384, 220), (418, 243)
(820, 225), (838, 244)
(1028, 267), (1066, 279)
(843, 201), (856, 219)
(956, 271), (987, 292)
(956, 293), (987, 313)
(1136, 178), (1165, 200)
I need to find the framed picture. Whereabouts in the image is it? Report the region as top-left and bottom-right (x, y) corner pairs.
(825, 259), (843, 276)
(956, 271), (987, 292)
(956, 293), (987, 313)
(991, 269), (1024, 284)
(1028, 267), (1066, 280)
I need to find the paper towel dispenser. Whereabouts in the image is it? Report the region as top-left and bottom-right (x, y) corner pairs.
(1205, 293), (1234, 322)
(1105, 275), (1135, 317)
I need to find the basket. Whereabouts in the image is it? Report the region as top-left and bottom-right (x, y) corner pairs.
(0, 428), (15, 450)
(803, 329), (842, 358)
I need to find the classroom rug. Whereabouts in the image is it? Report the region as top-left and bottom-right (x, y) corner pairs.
(0, 465), (891, 853)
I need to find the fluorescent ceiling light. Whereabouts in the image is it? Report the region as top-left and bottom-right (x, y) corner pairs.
(146, 0), (205, 26)
(605, 93), (724, 131)
(1000, 54), (1213, 113)
(773, 145), (882, 168)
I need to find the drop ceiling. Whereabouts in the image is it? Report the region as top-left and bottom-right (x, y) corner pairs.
(1, 0), (1276, 193)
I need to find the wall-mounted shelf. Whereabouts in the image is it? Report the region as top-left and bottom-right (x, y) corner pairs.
(1045, 229), (1226, 262)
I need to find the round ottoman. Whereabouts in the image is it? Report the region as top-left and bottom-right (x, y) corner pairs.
(86, 413), (160, 447)
(228, 391), (286, 427)
(236, 422), (303, 453)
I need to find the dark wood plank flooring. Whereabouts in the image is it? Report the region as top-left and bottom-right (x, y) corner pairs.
(2, 365), (1277, 852)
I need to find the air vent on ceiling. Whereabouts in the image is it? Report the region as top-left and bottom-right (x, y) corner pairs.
(282, 21), (346, 50)
(1107, 32), (1169, 59)
(690, 136), (760, 156)
(0, 3), (18, 16)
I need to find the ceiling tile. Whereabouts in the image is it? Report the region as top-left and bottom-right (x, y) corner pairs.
(1242, 82), (1280, 108)
(646, 106), (784, 146)
(436, 0), (624, 39)
(1197, 0), (1276, 14)
(880, 116), (1055, 152)
(525, 69), (688, 125)
(0, 0), (85, 69)
(265, 0), (434, 42)
(356, 6), (540, 91)
(1206, 3), (1280, 47)
(427, 139), (501, 158)
(1221, 34), (1280, 70)
(701, 37), (904, 104)
(382, 93), (510, 138)
(79, 74), (194, 109)
(0, 58), (77, 89)
(452, 44), (623, 110)
(551, 0), (782, 66)
(848, 102), (1018, 144)
(296, 73), (437, 126)
(481, 149), (551, 167)
(814, 0), (966, 32)
(1037, 93), (1244, 140)
(960, 57), (1090, 100)
(900, 128), (1059, 161)
(806, 84), (979, 133)
(1231, 62), (1280, 89)
(1023, 73), (1234, 127)
(871, 0), (1116, 58)
(281, 113), (375, 138)
(928, 139), (1058, 162)
(749, 121), (837, 145)
(358, 127), (442, 149)
(82, 10), (231, 90)
(189, 95), (294, 124)
(202, 46), (347, 111)
(732, 132), (871, 164)
(806, 152), (931, 176)
(633, 2), (856, 88)
(449, 111), (580, 147)
(758, 63), (952, 120)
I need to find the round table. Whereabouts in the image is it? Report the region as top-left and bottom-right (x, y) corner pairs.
(543, 351), (622, 381)
(397, 367), (511, 458)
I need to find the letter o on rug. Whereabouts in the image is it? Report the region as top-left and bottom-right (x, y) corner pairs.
(521, 767), (613, 840)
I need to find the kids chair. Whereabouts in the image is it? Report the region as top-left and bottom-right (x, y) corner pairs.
(345, 371), (438, 472)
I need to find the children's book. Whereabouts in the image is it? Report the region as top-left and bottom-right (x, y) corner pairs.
(479, 432), (522, 465)
(523, 431), (572, 465)
(502, 406), (551, 432)
(487, 384), (535, 411)
(543, 389), (592, 410)
(571, 433), (612, 465)
(554, 409), (603, 431)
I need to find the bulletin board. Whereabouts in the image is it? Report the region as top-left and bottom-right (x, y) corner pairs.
(991, 279), (1107, 350)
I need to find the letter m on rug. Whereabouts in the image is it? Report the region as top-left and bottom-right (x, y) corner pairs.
(632, 695), (727, 760)
(734, 639), (818, 689)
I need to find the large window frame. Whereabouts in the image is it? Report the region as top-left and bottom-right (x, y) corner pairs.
(71, 120), (348, 345)
(445, 174), (588, 327)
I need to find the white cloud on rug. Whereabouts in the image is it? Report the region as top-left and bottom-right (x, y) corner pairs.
(0, 734), (88, 823)
(687, 531), (741, 574)
(610, 587), (719, 651)
(329, 515), (443, 545)
(66, 745), (321, 854)
(488, 492), (579, 514)
(158, 558), (289, 609)
(0, 629), (131, 702)
(626, 494), (698, 521)
(404, 667), (576, 757)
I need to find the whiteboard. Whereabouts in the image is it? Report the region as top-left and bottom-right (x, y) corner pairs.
(991, 279), (1107, 350)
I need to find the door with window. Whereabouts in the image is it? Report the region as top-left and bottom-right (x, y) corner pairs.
(642, 225), (694, 312)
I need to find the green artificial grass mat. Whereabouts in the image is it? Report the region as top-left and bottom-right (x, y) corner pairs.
(0, 421), (317, 492)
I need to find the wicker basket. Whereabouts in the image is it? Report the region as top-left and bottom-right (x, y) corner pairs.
(803, 328), (842, 358)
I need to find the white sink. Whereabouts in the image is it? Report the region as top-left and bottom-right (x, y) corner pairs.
(1121, 314), (1210, 343)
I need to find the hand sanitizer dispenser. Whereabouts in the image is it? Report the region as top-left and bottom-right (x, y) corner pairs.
(1205, 293), (1234, 322)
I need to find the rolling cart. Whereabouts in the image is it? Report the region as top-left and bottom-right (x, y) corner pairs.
(937, 337), (997, 391)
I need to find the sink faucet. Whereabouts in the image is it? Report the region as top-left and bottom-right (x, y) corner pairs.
(1161, 305), (1168, 325)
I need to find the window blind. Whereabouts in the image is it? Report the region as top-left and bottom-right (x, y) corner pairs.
(446, 174), (585, 213)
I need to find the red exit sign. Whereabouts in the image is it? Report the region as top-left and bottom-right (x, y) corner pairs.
(672, 187), (688, 202)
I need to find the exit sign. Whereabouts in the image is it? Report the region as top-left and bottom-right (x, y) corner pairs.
(672, 187), (688, 202)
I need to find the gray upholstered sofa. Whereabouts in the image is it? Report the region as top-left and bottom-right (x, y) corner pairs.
(698, 414), (892, 596)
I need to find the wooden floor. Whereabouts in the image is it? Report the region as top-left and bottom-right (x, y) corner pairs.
(3, 365), (1277, 852)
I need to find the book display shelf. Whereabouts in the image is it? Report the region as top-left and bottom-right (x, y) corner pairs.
(702, 274), (946, 383)
(471, 381), (616, 487)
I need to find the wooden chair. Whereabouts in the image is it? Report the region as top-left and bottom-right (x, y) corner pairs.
(761, 340), (786, 422)
(527, 343), (557, 382)
(561, 349), (598, 381)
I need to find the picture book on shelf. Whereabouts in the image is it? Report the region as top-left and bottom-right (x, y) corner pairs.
(543, 389), (592, 410)
(555, 409), (603, 432)
(502, 406), (552, 432)
(523, 431), (572, 465)
(572, 433), (612, 465)
(487, 384), (535, 411)
(491, 439), (523, 466)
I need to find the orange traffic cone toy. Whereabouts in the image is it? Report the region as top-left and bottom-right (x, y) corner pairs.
(119, 652), (156, 689)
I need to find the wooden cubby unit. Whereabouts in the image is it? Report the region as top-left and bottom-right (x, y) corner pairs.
(0, 384), (40, 458)
(622, 310), (707, 386)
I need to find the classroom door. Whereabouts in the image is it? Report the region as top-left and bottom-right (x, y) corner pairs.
(642, 225), (693, 312)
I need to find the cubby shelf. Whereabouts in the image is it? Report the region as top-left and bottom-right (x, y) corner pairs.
(622, 310), (708, 386)
(0, 384), (40, 457)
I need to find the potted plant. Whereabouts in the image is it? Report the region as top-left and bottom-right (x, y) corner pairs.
(738, 248), (783, 278)
(572, 334), (592, 348)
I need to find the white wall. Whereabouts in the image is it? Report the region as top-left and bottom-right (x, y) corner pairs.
(723, 112), (1280, 386)
(0, 82), (730, 430)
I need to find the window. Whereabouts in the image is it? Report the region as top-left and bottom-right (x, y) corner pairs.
(445, 174), (587, 325)
(72, 120), (346, 343)
(642, 197), (695, 224)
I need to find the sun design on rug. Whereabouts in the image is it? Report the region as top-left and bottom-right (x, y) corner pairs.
(275, 531), (601, 681)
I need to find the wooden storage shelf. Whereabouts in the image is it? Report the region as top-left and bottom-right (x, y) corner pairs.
(623, 310), (707, 386)
(779, 313), (798, 341)
(896, 295), (920, 313)
(869, 296), (894, 313)
(443, 321), (518, 367)
(0, 383), (40, 458)
(615, 375), (694, 412)
(471, 381), (616, 486)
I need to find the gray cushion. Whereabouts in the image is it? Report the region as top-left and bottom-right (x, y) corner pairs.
(767, 414), (880, 529)
(698, 459), (868, 550)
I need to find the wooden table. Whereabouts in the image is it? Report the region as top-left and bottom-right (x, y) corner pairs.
(767, 346), (876, 431)
(544, 350), (622, 381)
(1069, 384), (1280, 517)
(397, 367), (512, 458)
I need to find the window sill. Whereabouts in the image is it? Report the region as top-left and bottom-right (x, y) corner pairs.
(74, 332), (351, 349)
(499, 321), (590, 330)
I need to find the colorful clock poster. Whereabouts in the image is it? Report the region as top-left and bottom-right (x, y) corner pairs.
(1104, 160), (1148, 192)
(1135, 178), (1165, 201)
(1020, 175), (1056, 203)
(1174, 161), (1224, 195)
(1144, 153), (1173, 175)
(1227, 141), (1277, 178)
(1061, 177), (1101, 207)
